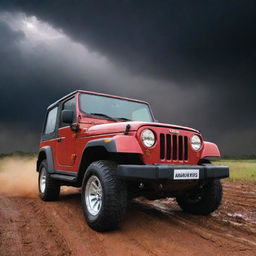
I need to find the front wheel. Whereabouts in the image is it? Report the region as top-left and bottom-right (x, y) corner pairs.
(176, 180), (222, 215)
(81, 160), (127, 232)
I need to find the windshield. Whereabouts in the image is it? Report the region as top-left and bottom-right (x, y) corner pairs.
(79, 93), (153, 122)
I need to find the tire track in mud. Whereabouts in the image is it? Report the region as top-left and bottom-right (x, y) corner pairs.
(0, 196), (73, 256)
(137, 200), (256, 250)
(1, 181), (256, 256)
(138, 181), (256, 250)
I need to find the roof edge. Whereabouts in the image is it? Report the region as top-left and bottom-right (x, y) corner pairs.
(47, 90), (150, 110)
(47, 90), (78, 110)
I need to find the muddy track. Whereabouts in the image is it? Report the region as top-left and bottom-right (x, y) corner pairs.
(1, 181), (256, 256)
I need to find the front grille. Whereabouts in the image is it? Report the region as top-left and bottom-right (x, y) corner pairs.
(160, 133), (188, 161)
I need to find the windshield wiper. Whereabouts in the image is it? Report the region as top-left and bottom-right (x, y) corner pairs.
(88, 112), (117, 121)
(115, 117), (131, 121)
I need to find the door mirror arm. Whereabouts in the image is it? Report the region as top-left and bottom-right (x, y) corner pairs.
(70, 123), (80, 132)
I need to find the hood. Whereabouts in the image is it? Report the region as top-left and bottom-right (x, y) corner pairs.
(84, 121), (199, 136)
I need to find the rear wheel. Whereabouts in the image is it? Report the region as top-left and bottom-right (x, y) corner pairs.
(38, 160), (60, 201)
(81, 160), (127, 232)
(176, 180), (222, 215)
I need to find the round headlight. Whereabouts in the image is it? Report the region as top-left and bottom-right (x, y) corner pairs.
(141, 129), (155, 147)
(191, 135), (202, 151)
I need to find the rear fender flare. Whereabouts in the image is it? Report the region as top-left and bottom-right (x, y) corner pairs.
(37, 146), (55, 173)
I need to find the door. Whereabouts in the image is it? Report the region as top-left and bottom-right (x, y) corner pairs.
(56, 97), (77, 169)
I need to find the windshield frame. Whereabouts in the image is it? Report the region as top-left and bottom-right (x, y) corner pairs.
(78, 92), (155, 122)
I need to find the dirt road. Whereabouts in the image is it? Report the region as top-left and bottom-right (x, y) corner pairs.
(1, 181), (256, 256)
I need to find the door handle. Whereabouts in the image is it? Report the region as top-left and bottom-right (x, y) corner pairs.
(56, 137), (64, 142)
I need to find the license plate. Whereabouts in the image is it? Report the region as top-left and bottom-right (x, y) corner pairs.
(173, 169), (199, 180)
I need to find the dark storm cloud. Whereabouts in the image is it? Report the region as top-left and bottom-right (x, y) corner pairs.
(0, 18), (60, 127)
(0, 1), (255, 155)
(0, 12), (117, 126)
(6, 0), (255, 82)
(0, 11), (191, 153)
(7, 1), (256, 118)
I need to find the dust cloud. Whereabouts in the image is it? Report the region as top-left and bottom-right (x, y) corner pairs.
(0, 155), (80, 198)
(0, 156), (38, 197)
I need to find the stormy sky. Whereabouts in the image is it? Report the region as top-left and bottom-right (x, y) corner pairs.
(0, 1), (255, 156)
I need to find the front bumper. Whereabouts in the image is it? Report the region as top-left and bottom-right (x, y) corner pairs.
(117, 164), (229, 180)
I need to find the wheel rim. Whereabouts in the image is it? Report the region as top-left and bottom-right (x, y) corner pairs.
(40, 167), (47, 193)
(85, 175), (103, 216)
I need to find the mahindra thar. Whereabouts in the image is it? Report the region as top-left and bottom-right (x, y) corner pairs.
(37, 90), (229, 231)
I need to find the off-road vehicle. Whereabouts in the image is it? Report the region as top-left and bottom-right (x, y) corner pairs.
(37, 90), (229, 231)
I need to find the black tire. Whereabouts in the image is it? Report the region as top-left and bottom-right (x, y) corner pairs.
(38, 160), (60, 201)
(176, 180), (222, 215)
(81, 160), (127, 232)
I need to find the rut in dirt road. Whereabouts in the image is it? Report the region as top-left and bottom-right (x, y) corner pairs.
(0, 181), (256, 256)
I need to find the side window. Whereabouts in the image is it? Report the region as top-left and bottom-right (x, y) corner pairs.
(44, 107), (58, 134)
(61, 97), (76, 127)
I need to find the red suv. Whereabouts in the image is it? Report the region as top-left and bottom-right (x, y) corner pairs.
(37, 90), (229, 231)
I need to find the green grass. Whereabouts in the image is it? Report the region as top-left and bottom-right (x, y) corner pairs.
(214, 159), (256, 182)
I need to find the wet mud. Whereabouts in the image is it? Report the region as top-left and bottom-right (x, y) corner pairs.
(1, 181), (256, 256)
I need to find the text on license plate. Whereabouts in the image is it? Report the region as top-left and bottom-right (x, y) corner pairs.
(173, 169), (199, 180)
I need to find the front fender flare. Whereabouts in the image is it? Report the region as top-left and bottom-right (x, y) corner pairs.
(201, 141), (221, 159)
(83, 135), (143, 154)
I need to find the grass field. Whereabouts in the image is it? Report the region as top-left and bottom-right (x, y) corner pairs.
(214, 159), (256, 182)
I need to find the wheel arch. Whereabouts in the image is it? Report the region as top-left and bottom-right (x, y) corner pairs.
(77, 138), (143, 186)
(37, 146), (55, 173)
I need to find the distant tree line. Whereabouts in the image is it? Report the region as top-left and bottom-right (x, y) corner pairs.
(0, 151), (37, 159)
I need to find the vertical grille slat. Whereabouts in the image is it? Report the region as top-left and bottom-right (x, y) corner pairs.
(159, 132), (189, 162)
(160, 134), (165, 159)
(166, 134), (171, 160)
(184, 136), (188, 160)
(173, 135), (177, 160)
(178, 136), (183, 160)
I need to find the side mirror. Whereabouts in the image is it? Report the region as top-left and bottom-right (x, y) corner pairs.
(61, 110), (74, 124)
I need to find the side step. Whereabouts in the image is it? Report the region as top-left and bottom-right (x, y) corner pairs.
(50, 174), (77, 183)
